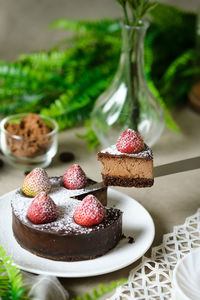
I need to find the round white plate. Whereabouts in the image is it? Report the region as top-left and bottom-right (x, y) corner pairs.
(0, 188), (154, 278)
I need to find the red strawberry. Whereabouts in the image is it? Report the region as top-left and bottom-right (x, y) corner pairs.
(63, 164), (87, 190)
(27, 192), (58, 224)
(22, 168), (51, 197)
(74, 194), (105, 226)
(116, 129), (144, 154)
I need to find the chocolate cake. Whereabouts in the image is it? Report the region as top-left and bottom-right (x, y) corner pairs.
(98, 144), (154, 188)
(11, 177), (122, 261)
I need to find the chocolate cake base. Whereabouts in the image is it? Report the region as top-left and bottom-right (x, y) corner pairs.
(12, 208), (122, 261)
(102, 175), (154, 188)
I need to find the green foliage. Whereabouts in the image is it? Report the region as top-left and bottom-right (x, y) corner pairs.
(160, 50), (196, 107)
(0, 245), (27, 300)
(50, 18), (121, 35)
(0, 18), (121, 132)
(145, 4), (197, 107)
(0, 3), (199, 148)
(0, 244), (126, 300)
(71, 279), (127, 300)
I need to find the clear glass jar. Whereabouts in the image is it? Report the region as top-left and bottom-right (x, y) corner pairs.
(0, 114), (58, 170)
(91, 22), (165, 147)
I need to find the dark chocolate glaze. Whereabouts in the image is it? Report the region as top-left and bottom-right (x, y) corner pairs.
(12, 176), (122, 261)
(12, 208), (122, 261)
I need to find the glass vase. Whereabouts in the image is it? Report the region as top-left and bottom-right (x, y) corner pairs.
(91, 22), (165, 147)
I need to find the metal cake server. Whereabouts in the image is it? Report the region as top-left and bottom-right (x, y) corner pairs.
(154, 156), (200, 177)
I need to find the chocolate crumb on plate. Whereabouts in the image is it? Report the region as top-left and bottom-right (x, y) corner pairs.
(59, 152), (75, 163)
(128, 236), (135, 244)
(0, 159), (4, 168)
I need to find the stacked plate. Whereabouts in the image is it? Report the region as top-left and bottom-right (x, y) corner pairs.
(172, 248), (200, 300)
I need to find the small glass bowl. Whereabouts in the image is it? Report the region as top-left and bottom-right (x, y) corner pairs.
(0, 113), (58, 170)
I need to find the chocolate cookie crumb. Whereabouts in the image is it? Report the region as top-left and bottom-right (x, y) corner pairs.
(5, 114), (52, 158)
(59, 152), (75, 163)
(121, 233), (126, 239)
(24, 171), (30, 176)
(128, 236), (135, 244)
(0, 159), (4, 168)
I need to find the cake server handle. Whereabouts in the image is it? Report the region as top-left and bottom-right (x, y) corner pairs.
(154, 156), (200, 177)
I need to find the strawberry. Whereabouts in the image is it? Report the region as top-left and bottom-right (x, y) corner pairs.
(27, 192), (58, 224)
(74, 194), (105, 226)
(116, 129), (144, 154)
(63, 164), (87, 190)
(22, 168), (51, 197)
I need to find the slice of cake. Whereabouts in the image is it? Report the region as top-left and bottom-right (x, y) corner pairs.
(98, 129), (154, 188)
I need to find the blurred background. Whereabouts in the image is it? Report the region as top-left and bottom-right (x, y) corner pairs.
(0, 0), (199, 61)
(0, 0), (200, 149)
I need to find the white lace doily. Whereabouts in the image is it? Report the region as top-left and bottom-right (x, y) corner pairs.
(109, 208), (200, 299)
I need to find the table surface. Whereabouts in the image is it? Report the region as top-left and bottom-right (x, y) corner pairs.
(0, 106), (200, 299)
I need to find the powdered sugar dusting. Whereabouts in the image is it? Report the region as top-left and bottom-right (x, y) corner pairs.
(27, 192), (58, 224)
(74, 195), (105, 226)
(22, 168), (51, 196)
(117, 129), (144, 154)
(63, 164), (87, 189)
(12, 190), (94, 234)
(12, 179), (110, 235)
(100, 144), (153, 159)
(50, 178), (103, 197)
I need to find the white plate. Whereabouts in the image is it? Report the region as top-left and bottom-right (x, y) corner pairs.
(0, 188), (155, 278)
(172, 248), (200, 300)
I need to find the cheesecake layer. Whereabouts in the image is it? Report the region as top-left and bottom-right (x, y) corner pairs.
(99, 157), (153, 179)
(98, 144), (154, 188)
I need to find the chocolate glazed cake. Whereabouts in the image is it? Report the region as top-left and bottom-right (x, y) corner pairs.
(11, 177), (122, 261)
(98, 144), (154, 188)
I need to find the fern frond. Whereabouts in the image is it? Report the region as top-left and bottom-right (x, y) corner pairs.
(150, 3), (194, 29)
(71, 278), (127, 300)
(162, 49), (194, 83)
(50, 18), (121, 35)
(19, 51), (68, 70)
(0, 245), (27, 300)
(161, 50), (197, 107)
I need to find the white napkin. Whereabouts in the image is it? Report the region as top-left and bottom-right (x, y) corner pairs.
(21, 271), (69, 300)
